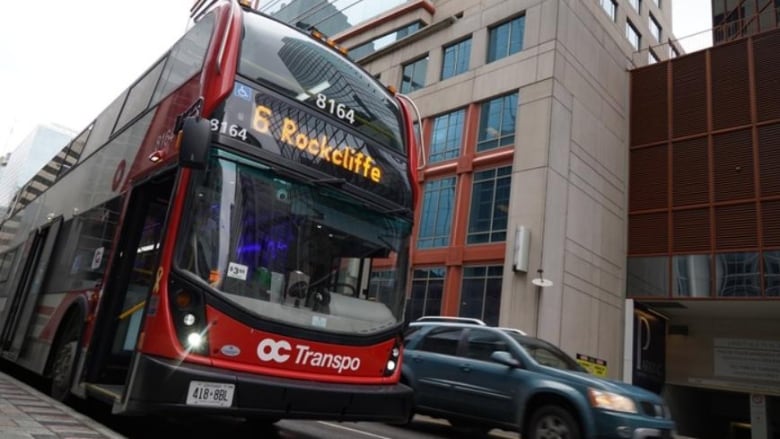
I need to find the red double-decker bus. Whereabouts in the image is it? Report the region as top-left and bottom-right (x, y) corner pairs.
(0, 0), (418, 423)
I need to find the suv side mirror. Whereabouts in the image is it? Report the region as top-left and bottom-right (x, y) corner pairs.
(179, 117), (211, 169)
(490, 350), (520, 368)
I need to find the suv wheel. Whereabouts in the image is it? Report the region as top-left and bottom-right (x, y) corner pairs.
(526, 405), (580, 439)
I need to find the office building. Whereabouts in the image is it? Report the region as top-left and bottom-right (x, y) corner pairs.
(324, 0), (780, 436)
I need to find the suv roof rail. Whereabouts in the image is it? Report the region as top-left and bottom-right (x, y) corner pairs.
(499, 327), (528, 336)
(414, 316), (487, 325)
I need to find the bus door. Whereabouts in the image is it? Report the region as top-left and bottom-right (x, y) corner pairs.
(0, 217), (63, 360)
(85, 174), (174, 389)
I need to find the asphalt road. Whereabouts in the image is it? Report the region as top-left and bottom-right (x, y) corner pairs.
(1, 360), (520, 439)
(97, 412), (520, 439)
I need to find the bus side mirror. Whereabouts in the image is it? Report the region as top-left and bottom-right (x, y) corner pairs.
(179, 117), (211, 169)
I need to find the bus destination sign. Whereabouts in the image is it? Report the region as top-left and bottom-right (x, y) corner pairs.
(211, 82), (411, 208)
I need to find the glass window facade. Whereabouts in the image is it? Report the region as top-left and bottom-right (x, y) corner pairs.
(673, 255), (711, 297)
(467, 167), (511, 244)
(627, 256), (669, 297)
(627, 20), (641, 50)
(348, 21), (423, 60)
(649, 14), (662, 41)
(715, 252), (761, 297)
(487, 16), (525, 63)
(400, 56), (428, 93)
(649, 50), (660, 64)
(601, 0), (618, 21)
(477, 93), (518, 151)
(408, 267), (445, 321)
(441, 38), (472, 80)
(459, 265), (503, 326)
(418, 177), (456, 248)
(429, 109), (465, 163)
(764, 251), (780, 296)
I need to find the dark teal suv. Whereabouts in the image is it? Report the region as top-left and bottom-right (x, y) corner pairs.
(402, 318), (675, 439)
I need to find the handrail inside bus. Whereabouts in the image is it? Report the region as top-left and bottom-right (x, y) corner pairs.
(118, 301), (146, 321)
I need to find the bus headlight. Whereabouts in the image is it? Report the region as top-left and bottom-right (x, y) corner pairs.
(187, 332), (204, 348)
(383, 337), (402, 377)
(170, 286), (209, 355)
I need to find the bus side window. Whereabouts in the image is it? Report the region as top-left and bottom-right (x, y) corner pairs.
(0, 249), (17, 284)
(41, 198), (122, 293)
(151, 11), (215, 105)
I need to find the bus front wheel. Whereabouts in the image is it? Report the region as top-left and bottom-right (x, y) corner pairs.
(49, 313), (82, 402)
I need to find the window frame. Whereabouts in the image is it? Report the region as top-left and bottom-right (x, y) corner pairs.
(467, 166), (512, 245)
(417, 177), (457, 249)
(600, 0), (618, 21)
(649, 13), (662, 41)
(400, 54), (429, 94)
(626, 19), (642, 50)
(476, 92), (518, 152)
(441, 37), (472, 80)
(409, 267), (446, 320)
(459, 265), (504, 326)
(487, 15), (526, 63)
(428, 108), (466, 163)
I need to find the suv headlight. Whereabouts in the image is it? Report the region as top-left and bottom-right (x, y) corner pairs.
(588, 388), (638, 413)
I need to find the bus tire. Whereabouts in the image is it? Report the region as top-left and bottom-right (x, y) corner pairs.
(48, 312), (83, 402)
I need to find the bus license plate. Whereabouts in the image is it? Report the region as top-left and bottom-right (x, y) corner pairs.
(186, 381), (235, 407)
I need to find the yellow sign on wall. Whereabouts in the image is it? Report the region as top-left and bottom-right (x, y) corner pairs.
(576, 353), (608, 377)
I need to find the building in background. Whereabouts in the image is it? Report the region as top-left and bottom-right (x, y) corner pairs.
(712, 0), (780, 44)
(261, 0), (410, 36)
(333, 0), (678, 415)
(629, 9), (780, 439)
(0, 124), (74, 215)
(313, 0), (778, 436)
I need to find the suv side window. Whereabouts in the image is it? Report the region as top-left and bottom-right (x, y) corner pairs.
(417, 327), (463, 355)
(464, 329), (509, 362)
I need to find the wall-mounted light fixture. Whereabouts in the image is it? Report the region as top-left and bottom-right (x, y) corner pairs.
(532, 269), (553, 288)
(513, 225), (530, 272)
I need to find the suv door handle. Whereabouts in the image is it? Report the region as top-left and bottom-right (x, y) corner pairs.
(460, 364), (471, 372)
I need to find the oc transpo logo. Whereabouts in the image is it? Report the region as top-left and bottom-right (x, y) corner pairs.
(257, 338), (291, 363)
(255, 338), (362, 373)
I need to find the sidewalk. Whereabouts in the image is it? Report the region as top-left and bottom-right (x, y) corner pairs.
(0, 371), (125, 439)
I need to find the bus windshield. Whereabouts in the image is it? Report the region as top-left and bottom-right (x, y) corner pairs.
(238, 11), (404, 153)
(175, 154), (412, 335)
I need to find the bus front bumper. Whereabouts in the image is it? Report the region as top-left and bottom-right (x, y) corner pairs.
(122, 354), (413, 422)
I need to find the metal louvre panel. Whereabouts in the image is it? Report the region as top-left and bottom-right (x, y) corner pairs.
(673, 208), (710, 253)
(754, 31), (780, 122)
(630, 145), (668, 211)
(631, 63), (668, 146)
(711, 39), (751, 131)
(715, 203), (758, 249)
(672, 52), (707, 138)
(713, 129), (754, 202)
(759, 123), (780, 196)
(761, 200), (780, 247)
(673, 137), (709, 206)
(629, 212), (668, 254)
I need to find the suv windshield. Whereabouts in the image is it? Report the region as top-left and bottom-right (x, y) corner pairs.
(239, 11), (404, 153)
(175, 154), (412, 335)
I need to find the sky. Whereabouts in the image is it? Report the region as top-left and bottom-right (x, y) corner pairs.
(0, 0), (712, 155)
